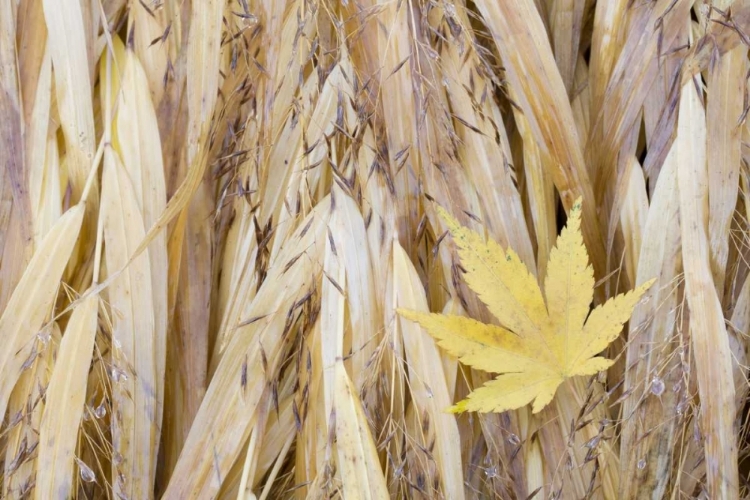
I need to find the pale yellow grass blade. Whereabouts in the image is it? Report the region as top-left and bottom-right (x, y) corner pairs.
(706, 42), (747, 293)
(437, 8), (535, 267)
(35, 294), (99, 500)
(185, 0), (223, 165)
(677, 82), (738, 497)
(473, 0), (605, 276)
(17, 0), (49, 123)
(0, 0), (32, 250)
(588, 0), (690, 209)
(42, 0), (95, 200)
(393, 240), (465, 498)
(619, 145), (684, 498)
(589, 0), (628, 112)
(618, 159), (648, 286)
(333, 363), (389, 500)
(162, 201), (331, 498)
(294, 321), (326, 499)
(318, 206), (383, 498)
(4, 321), (58, 498)
(128, 1), (170, 104)
(0, 203), (84, 421)
(114, 45), (169, 453)
(101, 148), (158, 499)
(516, 106), (557, 278)
(548, 0), (585, 94)
(329, 189), (379, 393)
(320, 200), (346, 420)
(730, 275), (750, 408)
(375, 0), (420, 248)
(27, 47), (61, 246)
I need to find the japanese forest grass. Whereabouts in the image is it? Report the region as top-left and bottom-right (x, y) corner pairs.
(1, 0), (750, 498)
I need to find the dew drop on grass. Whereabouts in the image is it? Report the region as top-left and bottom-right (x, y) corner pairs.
(36, 329), (51, 345)
(650, 376), (665, 396)
(109, 366), (128, 383)
(485, 465), (498, 478)
(637, 459), (646, 470)
(76, 458), (96, 483)
(94, 402), (107, 418)
(507, 434), (520, 445)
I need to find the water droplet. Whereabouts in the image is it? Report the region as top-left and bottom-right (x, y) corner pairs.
(36, 330), (51, 344)
(676, 400), (687, 416)
(109, 366), (128, 383)
(650, 376), (665, 396)
(485, 465), (498, 478)
(94, 402), (107, 418)
(637, 459), (646, 470)
(507, 434), (520, 445)
(76, 458), (96, 483)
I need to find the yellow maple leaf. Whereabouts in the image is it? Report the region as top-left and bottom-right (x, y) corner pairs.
(398, 199), (654, 414)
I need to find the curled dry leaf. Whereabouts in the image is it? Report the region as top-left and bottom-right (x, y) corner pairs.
(399, 198), (655, 414)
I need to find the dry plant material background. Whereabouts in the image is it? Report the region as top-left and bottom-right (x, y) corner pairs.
(0, 0), (749, 499)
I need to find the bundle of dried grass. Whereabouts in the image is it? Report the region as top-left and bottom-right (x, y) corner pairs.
(1, 0), (749, 498)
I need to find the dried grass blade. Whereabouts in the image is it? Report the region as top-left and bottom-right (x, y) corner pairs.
(4, 321), (57, 497)
(114, 46), (169, 459)
(35, 294), (99, 500)
(27, 47), (60, 246)
(42, 0), (95, 199)
(0, 203), (84, 420)
(185, 0), (222, 165)
(101, 148), (158, 499)
(0, 0), (32, 248)
(129, 0), (169, 104)
(549, 0), (586, 94)
(473, 0), (605, 277)
(619, 150), (683, 498)
(162, 201), (331, 498)
(333, 363), (390, 500)
(393, 241), (465, 499)
(677, 82), (738, 497)
(589, 0), (629, 112)
(438, 13), (535, 268)
(588, 0), (690, 207)
(706, 44), (747, 293)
